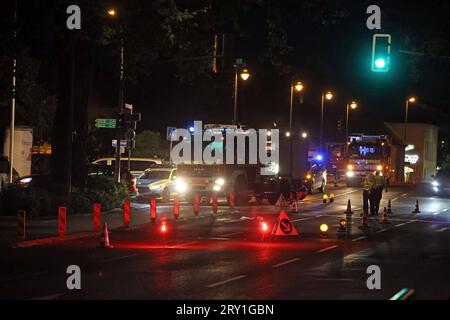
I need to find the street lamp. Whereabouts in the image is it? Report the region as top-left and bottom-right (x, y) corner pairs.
(301, 131), (308, 139)
(107, 7), (125, 182)
(285, 131), (291, 138)
(404, 96), (416, 144)
(289, 81), (304, 129)
(346, 100), (358, 145)
(320, 91), (333, 149)
(233, 66), (250, 124)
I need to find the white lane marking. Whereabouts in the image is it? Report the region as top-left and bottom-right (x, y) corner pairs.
(394, 220), (416, 228)
(168, 240), (199, 248)
(352, 236), (367, 242)
(376, 229), (387, 234)
(391, 193), (408, 202)
(317, 245), (338, 253)
(220, 232), (243, 237)
(435, 227), (448, 233)
(291, 215), (322, 222)
(29, 293), (64, 300)
(99, 254), (138, 264)
(272, 258), (301, 268)
(334, 190), (359, 198)
(206, 275), (247, 288)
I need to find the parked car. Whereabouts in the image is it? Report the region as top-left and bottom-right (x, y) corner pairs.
(136, 165), (177, 201)
(304, 160), (327, 194)
(91, 157), (163, 176)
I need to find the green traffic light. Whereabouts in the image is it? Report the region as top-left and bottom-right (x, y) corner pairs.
(375, 58), (386, 69)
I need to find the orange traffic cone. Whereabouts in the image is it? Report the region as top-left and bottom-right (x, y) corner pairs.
(387, 199), (393, 214)
(412, 200), (421, 213)
(381, 207), (390, 224)
(344, 199), (353, 215)
(100, 222), (112, 248)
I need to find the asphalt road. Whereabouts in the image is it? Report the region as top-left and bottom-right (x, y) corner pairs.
(1, 185), (449, 300)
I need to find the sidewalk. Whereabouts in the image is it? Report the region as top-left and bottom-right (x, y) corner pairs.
(0, 202), (232, 247)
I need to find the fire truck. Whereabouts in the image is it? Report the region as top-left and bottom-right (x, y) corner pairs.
(344, 134), (391, 187)
(175, 123), (309, 205)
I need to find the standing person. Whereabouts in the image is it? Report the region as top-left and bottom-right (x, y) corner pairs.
(362, 171), (376, 216)
(373, 170), (385, 215)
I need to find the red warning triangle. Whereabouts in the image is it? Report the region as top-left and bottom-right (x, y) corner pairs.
(271, 210), (299, 236)
(275, 194), (289, 208)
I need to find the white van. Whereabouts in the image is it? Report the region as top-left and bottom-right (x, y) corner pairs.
(92, 157), (163, 176)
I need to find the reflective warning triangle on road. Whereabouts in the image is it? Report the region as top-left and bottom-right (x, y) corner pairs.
(275, 194), (289, 208)
(271, 210), (299, 236)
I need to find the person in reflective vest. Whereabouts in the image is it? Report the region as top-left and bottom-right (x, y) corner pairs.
(373, 171), (385, 215)
(363, 172), (376, 215)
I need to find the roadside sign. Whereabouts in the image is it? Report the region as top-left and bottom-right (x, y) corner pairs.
(167, 127), (176, 141)
(123, 103), (133, 113)
(272, 210), (298, 236)
(95, 118), (116, 128)
(112, 139), (128, 147)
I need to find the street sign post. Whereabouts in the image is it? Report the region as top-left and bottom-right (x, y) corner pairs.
(95, 119), (117, 128)
(167, 127), (177, 163)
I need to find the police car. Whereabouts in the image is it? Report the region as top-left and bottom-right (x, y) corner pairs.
(136, 165), (177, 201)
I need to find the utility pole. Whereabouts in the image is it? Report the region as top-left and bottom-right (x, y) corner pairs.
(114, 24), (125, 183)
(8, 0), (18, 183)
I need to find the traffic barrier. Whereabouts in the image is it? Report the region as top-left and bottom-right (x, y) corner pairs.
(344, 199), (353, 215)
(100, 222), (112, 248)
(193, 194), (200, 216)
(150, 198), (157, 223)
(229, 192), (235, 210)
(387, 199), (393, 214)
(212, 192), (218, 213)
(359, 213), (370, 229)
(123, 199), (130, 227)
(319, 224), (329, 238)
(58, 206), (67, 236)
(381, 207), (390, 224)
(322, 194), (328, 204)
(17, 210), (26, 241)
(275, 193), (289, 208)
(412, 199), (421, 213)
(173, 197), (180, 219)
(329, 193), (334, 203)
(290, 200), (298, 213)
(93, 203), (101, 231)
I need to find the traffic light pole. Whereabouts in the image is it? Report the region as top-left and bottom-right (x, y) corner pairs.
(115, 25), (124, 183)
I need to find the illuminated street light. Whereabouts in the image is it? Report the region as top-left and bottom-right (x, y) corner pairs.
(320, 90), (334, 149)
(294, 81), (304, 92)
(107, 8), (116, 16)
(301, 132), (308, 139)
(285, 131), (291, 137)
(404, 96), (417, 143)
(346, 100), (358, 151)
(240, 69), (250, 81)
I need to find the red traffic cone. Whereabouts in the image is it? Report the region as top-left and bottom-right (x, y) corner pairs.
(412, 199), (421, 213)
(381, 207), (390, 224)
(290, 200), (298, 213)
(344, 199), (353, 215)
(101, 222), (112, 248)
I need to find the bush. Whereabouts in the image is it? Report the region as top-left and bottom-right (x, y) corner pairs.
(0, 176), (129, 216)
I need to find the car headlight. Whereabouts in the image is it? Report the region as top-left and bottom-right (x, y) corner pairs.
(149, 184), (161, 191)
(432, 181), (439, 187)
(215, 177), (225, 186)
(19, 177), (32, 184)
(305, 174), (312, 180)
(346, 171), (354, 177)
(377, 165), (383, 171)
(347, 164), (353, 170)
(175, 178), (187, 193)
(213, 184), (221, 192)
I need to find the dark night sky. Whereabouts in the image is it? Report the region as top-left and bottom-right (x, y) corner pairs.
(2, 0), (450, 147)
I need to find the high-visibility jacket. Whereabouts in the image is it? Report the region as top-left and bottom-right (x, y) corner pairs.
(363, 173), (375, 191)
(374, 175), (385, 189)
